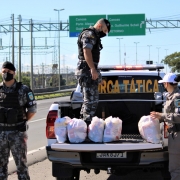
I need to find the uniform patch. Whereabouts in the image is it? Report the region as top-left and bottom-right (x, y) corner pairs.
(28, 92), (34, 100)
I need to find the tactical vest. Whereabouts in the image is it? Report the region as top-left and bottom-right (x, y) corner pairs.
(0, 82), (25, 124)
(77, 28), (103, 64)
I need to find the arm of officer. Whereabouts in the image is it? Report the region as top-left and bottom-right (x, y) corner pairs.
(81, 30), (98, 80)
(26, 112), (36, 121)
(152, 94), (180, 123)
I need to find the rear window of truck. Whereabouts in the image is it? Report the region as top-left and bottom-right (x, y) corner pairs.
(98, 75), (164, 93)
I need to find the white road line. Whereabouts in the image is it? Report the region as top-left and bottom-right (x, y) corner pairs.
(9, 118), (47, 161)
(9, 146), (46, 161)
(28, 118), (46, 123)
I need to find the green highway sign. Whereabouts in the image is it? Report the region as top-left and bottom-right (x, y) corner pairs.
(69, 15), (106, 37)
(108, 14), (146, 36)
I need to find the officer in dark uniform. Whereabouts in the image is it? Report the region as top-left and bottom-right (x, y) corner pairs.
(0, 61), (37, 180)
(150, 73), (180, 180)
(75, 18), (111, 125)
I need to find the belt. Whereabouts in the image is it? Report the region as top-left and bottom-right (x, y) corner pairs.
(0, 121), (25, 127)
(79, 60), (98, 65)
(0, 121), (27, 131)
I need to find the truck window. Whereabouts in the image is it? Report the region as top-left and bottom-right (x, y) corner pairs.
(99, 75), (164, 93)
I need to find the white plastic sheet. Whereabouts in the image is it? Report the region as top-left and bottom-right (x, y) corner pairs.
(138, 115), (161, 144)
(67, 118), (87, 143)
(103, 116), (122, 142)
(88, 116), (105, 142)
(54, 116), (71, 143)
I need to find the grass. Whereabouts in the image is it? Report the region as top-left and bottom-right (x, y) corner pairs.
(35, 92), (71, 100)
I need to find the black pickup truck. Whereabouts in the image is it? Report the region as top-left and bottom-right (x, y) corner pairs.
(46, 65), (171, 180)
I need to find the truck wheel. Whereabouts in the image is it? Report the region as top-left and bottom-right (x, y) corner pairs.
(55, 169), (80, 180)
(161, 162), (171, 180)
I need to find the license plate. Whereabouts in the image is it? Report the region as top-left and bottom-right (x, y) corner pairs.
(96, 152), (127, 158)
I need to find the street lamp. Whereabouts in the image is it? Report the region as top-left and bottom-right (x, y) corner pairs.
(147, 45), (152, 63)
(165, 49), (168, 73)
(134, 42), (139, 65)
(54, 8), (64, 90)
(116, 38), (123, 65)
(156, 47), (160, 63)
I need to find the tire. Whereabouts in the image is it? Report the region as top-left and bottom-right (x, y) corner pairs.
(161, 162), (171, 180)
(55, 169), (80, 180)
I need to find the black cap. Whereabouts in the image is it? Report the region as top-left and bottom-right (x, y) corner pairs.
(2, 61), (16, 71)
(103, 19), (111, 33)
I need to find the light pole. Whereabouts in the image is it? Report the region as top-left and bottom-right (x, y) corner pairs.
(165, 49), (168, 73)
(156, 47), (160, 63)
(54, 8), (64, 90)
(134, 42), (139, 65)
(147, 45), (152, 64)
(116, 38), (123, 65)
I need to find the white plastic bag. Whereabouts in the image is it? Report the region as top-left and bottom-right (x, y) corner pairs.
(54, 116), (71, 143)
(138, 115), (161, 144)
(67, 118), (87, 143)
(88, 116), (105, 142)
(103, 116), (122, 142)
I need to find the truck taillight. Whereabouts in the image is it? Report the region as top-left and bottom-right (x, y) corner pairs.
(164, 122), (169, 138)
(46, 110), (58, 139)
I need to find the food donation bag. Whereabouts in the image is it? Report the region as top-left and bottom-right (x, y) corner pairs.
(54, 116), (71, 143)
(67, 118), (87, 143)
(88, 116), (105, 142)
(138, 115), (161, 144)
(103, 116), (122, 142)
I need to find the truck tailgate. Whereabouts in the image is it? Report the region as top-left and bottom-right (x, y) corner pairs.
(51, 142), (162, 152)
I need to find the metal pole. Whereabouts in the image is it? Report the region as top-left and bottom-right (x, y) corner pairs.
(165, 49), (168, 73)
(54, 8), (64, 91)
(58, 11), (60, 90)
(134, 42), (139, 65)
(147, 45), (152, 64)
(156, 47), (160, 63)
(18, 15), (21, 82)
(30, 19), (34, 91)
(12, 14), (14, 64)
(116, 38), (123, 65)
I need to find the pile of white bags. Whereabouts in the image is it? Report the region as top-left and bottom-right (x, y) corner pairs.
(103, 116), (122, 142)
(138, 115), (161, 144)
(54, 116), (71, 143)
(67, 118), (87, 143)
(88, 116), (105, 142)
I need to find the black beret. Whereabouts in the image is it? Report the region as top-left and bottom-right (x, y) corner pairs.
(103, 19), (111, 33)
(2, 61), (16, 71)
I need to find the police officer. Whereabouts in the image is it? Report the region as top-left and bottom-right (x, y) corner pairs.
(75, 18), (111, 125)
(0, 61), (37, 180)
(150, 73), (180, 180)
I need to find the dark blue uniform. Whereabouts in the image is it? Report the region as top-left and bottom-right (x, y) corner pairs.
(0, 80), (37, 180)
(76, 27), (102, 123)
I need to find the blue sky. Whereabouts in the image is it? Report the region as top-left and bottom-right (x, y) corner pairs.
(0, 0), (180, 74)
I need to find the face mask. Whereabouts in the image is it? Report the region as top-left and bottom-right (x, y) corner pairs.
(99, 31), (107, 38)
(2, 72), (14, 81)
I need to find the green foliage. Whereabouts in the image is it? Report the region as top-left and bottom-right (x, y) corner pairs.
(161, 52), (180, 72)
(15, 72), (30, 87)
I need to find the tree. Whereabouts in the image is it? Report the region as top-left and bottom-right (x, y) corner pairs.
(162, 52), (180, 72)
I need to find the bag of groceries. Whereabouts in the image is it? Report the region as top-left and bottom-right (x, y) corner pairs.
(138, 115), (161, 144)
(103, 116), (122, 142)
(67, 118), (87, 143)
(88, 116), (105, 142)
(54, 116), (71, 143)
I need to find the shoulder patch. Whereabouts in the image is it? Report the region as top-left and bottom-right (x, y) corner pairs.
(28, 92), (34, 100)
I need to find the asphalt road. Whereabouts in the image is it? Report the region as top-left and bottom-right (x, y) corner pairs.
(7, 96), (166, 180)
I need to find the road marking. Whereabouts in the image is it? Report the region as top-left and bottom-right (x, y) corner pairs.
(9, 146), (46, 162)
(28, 118), (46, 123)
